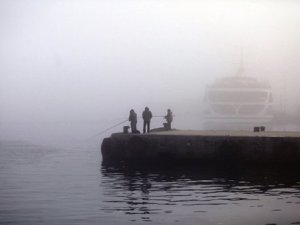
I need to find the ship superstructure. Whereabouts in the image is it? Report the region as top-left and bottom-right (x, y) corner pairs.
(203, 76), (273, 130)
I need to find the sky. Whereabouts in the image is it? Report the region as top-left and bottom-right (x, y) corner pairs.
(1, 0), (300, 141)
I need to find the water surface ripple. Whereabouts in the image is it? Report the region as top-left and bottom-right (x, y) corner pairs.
(1, 141), (300, 225)
(101, 164), (300, 224)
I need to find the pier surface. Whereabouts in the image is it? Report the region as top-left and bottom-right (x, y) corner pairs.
(101, 130), (300, 165)
(149, 130), (300, 137)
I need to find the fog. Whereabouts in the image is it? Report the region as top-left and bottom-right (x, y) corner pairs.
(1, 0), (300, 145)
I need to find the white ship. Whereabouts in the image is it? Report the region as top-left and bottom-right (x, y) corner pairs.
(203, 75), (273, 130)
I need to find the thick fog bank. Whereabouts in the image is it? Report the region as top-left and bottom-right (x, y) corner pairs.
(1, 0), (300, 145)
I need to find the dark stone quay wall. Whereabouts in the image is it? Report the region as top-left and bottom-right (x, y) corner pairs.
(101, 130), (300, 165)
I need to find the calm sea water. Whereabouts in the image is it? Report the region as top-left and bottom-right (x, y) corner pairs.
(0, 140), (300, 225)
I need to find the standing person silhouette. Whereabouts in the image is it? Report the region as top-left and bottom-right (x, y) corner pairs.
(142, 107), (152, 133)
(164, 109), (173, 130)
(128, 109), (137, 133)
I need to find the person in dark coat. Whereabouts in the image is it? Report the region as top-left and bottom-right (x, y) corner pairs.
(142, 107), (152, 133)
(164, 109), (173, 130)
(129, 109), (137, 133)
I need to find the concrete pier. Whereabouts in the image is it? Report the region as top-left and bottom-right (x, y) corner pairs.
(101, 130), (300, 165)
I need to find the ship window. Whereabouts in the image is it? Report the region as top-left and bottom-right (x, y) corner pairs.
(239, 105), (265, 115)
(211, 104), (236, 115)
(208, 91), (268, 103)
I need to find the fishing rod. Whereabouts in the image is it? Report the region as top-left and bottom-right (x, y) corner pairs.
(152, 115), (176, 118)
(86, 115), (175, 140)
(86, 119), (128, 140)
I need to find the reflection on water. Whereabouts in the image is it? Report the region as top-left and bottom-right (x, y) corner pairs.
(101, 164), (300, 225)
(1, 140), (300, 225)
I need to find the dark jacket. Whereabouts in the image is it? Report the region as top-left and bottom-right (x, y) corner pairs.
(142, 109), (152, 122)
(129, 111), (137, 123)
(165, 111), (173, 123)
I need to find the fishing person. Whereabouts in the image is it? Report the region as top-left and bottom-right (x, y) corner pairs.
(142, 107), (152, 133)
(128, 109), (138, 133)
(164, 109), (173, 130)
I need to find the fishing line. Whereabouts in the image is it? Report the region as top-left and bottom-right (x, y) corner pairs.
(86, 119), (128, 140)
(86, 115), (174, 140)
